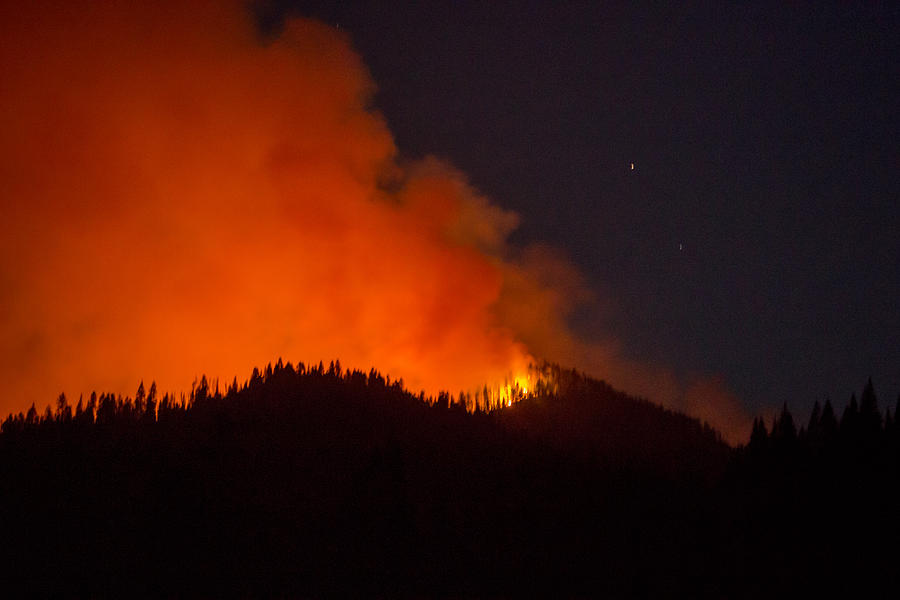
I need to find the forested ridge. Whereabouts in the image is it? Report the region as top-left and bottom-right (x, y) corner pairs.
(1, 361), (898, 596)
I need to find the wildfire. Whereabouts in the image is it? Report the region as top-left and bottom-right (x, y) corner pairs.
(475, 369), (536, 411)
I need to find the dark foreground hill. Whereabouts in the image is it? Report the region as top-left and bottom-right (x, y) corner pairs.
(1, 361), (899, 596)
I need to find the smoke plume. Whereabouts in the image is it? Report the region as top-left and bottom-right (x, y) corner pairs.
(0, 1), (751, 442)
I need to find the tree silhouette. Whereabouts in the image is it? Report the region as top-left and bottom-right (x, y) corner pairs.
(55, 393), (71, 423)
(819, 399), (839, 444)
(841, 393), (859, 437)
(749, 416), (769, 451)
(858, 377), (882, 437)
(771, 403), (797, 451)
(145, 382), (157, 422)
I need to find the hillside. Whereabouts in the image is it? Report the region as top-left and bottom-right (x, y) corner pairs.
(1, 361), (898, 596)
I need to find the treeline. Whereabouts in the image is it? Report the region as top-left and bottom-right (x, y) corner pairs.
(1, 359), (414, 434)
(741, 378), (900, 476)
(0, 360), (721, 457)
(0, 360), (728, 478)
(726, 378), (900, 596)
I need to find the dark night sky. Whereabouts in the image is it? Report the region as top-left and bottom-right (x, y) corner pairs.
(268, 1), (899, 419)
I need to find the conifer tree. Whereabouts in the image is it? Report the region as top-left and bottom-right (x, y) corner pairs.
(820, 399), (838, 444)
(55, 393), (71, 423)
(135, 381), (146, 415)
(773, 403), (796, 443)
(749, 417), (769, 451)
(841, 393), (860, 440)
(858, 378), (882, 436)
(25, 403), (37, 426)
(145, 382), (157, 421)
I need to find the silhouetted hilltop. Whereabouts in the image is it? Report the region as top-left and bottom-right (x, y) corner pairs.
(499, 363), (729, 476)
(0, 360), (729, 471)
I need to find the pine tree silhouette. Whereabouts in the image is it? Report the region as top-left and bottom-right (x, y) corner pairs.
(858, 378), (882, 437)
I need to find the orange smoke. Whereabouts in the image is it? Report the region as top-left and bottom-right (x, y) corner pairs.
(0, 1), (750, 442)
(0, 0), (531, 411)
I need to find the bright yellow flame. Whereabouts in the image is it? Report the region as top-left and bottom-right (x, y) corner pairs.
(484, 371), (533, 411)
(515, 374), (529, 396)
